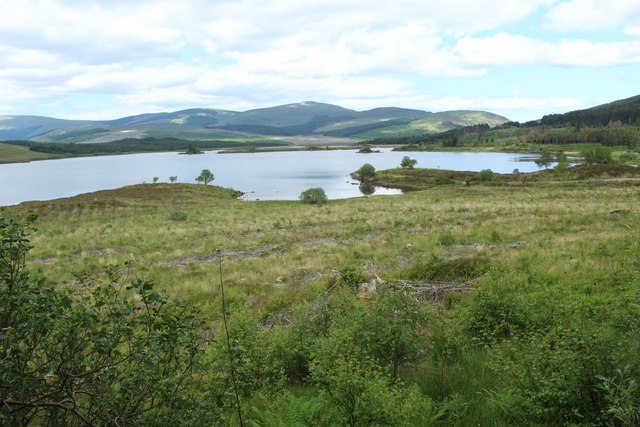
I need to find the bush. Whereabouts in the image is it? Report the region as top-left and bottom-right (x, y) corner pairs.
(168, 210), (188, 221)
(478, 169), (494, 182)
(356, 163), (376, 181)
(339, 265), (365, 289)
(299, 187), (328, 205)
(582, 146), (614, 164)
(0, 217), (209, 425)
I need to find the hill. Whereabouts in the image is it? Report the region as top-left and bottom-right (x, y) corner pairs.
(377, 94), (640, 156)
(0, 102), (508, 143)
(538, 94), (640, 127)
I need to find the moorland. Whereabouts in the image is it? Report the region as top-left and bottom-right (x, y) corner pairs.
(1, 95), (640, 426)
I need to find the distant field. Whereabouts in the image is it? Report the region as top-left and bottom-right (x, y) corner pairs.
(0, 142), (57, 163)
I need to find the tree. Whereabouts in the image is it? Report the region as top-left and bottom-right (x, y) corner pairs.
(356, 163), (376, 181)
(582, 146), (613, 165)
(0, 217), (211, 426)
(535, 151), (554, 169)
(195, 169), (214, 185)
(400, 156), (417, 169)
(169, 176), (177, 183)
(554, 152), (571, 173)
(299, 187), (328, 205)
(478, 169), (494, 182)
(152, 176), (159, 183)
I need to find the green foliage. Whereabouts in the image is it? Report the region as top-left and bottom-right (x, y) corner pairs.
(356, 163), (376, 181)
(195, 168), (214, 184)
(207, 311), (284, 401)
(478, 168), (494, 182)
(438, 230), (457, 245)
(310, 352), (438, 427)
(357, 144), (376, 153)
(0, 217), (210, 425)
(249, 391), (339, 426)
(339, 264), (366, 290)
(434, 171), (451, 184)
(168, 210), (188, 221)
(183, 145), (204, 154)
(351, 287), (429, 377)
(554, 151), (571, 173)
(400, 156), (417, 169)
(169, 175), (177, 183)
(466, 284), (533, 344)
(598, 366), (640, 426)
(152, 176), (159, 183)
(500, 322), (637, 425)
(535, 150), (554, 169)
(407, 254), (490, 282)
(582, 145), (614, 164)
(299, 187), (328, 205)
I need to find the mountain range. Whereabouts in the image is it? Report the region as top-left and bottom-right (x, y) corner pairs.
(0, 102), (509, 143)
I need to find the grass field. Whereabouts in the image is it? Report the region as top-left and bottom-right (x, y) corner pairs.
(2, 169), (639, 424)
(0, 142), (58, 163)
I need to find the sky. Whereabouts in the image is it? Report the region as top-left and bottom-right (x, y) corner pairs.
(0, 0), (639, 122)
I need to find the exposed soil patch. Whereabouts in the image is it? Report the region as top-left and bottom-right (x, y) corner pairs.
(31, 257), (58, 264)
(75, 247), (127, 258)
(298, 237), (340, 247)
(165, 244), (281, 267)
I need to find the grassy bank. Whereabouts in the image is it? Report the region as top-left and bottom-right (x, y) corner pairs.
(2, 171), (639, 425)
(0, 142), (59, 163)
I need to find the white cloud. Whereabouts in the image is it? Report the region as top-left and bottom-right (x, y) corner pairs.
(545, 0), (640, 32)
(0, 0), (635, 122)
(455, 33), (640, 67)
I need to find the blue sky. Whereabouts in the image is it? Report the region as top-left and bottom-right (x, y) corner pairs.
(0, 0), (638, 122)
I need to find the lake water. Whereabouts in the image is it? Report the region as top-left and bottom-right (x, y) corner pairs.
(0, 148), (540, 206)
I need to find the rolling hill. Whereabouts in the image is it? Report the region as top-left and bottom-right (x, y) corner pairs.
(0, 102), (508, 143)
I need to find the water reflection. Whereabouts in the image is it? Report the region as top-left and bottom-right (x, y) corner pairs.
(359, 182), (376, 197)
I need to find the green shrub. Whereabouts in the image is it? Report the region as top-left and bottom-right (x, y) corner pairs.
(582, 146), (613, 164)
(467, 285), (531, 344)
(434, 171), (451, 185)
(168, 210), (188, 221)
(299, 187), (328, 205)
(407, 254), (490, 282)
(438, 230), (457, 245)
(478, 169), (494, 182)
(356, 163), (376, 181)
(339, 265), (365, 289)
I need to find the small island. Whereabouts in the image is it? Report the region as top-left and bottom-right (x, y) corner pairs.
(357, 144), (380, 154)
(179, 145), (205, 155)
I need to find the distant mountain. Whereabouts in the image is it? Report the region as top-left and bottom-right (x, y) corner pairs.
(0, 101), (509, 143)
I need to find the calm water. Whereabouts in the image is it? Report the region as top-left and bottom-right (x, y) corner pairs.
(0, 148), (540, 206)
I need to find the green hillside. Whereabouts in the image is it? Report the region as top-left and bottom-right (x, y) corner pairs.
(0, 102), (509, 144)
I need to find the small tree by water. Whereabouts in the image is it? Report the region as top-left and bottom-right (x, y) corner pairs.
(356, 163), (376, 181)
(195, 169), (214, 185)
(299, 187), (328, 205)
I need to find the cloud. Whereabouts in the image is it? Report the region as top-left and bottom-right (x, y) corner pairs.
(545, 0), (640, 32)
(455, 33), (640, 67)
(0, 0), (635, 122)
